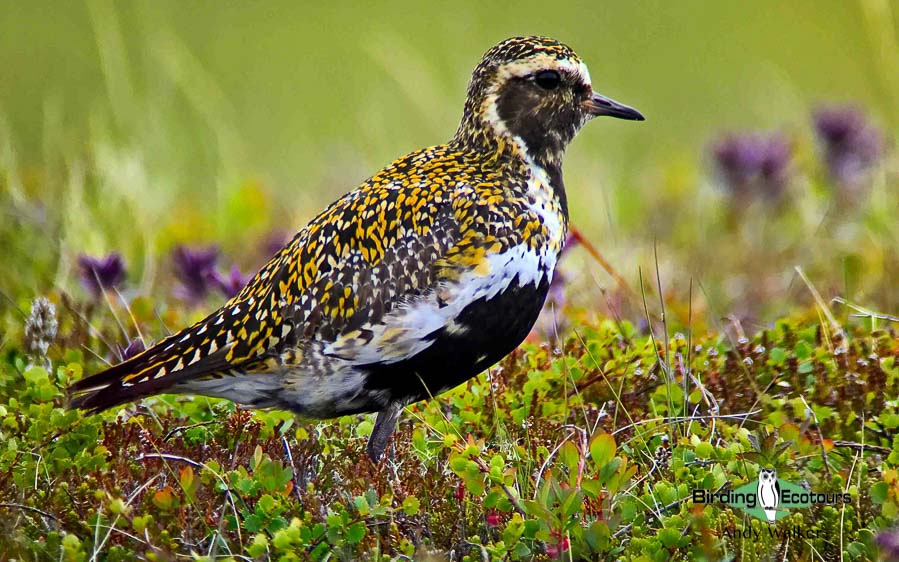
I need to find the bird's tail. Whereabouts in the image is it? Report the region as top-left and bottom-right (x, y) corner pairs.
(764, 509), (776, 523)
(67, 311), (238, 413)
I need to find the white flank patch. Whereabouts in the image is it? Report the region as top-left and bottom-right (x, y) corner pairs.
(324, 243), (551, 366)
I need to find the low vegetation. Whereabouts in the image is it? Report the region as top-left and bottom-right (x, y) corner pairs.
(1, 287), (897, 559)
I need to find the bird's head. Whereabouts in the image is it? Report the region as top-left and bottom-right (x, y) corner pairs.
(456, 36), (643, 167)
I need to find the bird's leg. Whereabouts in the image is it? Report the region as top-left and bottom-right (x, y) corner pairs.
(367, 403), (403, 463)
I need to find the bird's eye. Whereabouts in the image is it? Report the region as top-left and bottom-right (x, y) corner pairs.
(534, 70), (561, 90)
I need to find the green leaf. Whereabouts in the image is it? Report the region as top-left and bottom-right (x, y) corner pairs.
(769, 347), (788, 365)
(559, 441), (580, 481)
(345, 521), (366, 544)
(513, 542), (531, 558)
(355, 419), (373, 437)
(881, 413), (899, 430)
(658, 527), (681, 548)
(560, 489), (584, 520)
(599, 457), (622, 484)
(484, 490), (502, 508)
(412, 429), (427, 452)
(585, 520), (610, 551)
(244, 514), (263, 533)
(402, 495), (420, 516)
(582, 479), (603, 498)
(694, 442), (714, 459)
(590, 433), (616, 468)
(354, 495), (370, 516)
(257, 494), (277, 514)
(502, 514), (525, 545)
(23, 367), (49, 385)
(247, 533), (269, 557)
(870, 482), (889, 504)
(522, 518), (542, 539)
(465, 476), (485, 496)
(449, 455), (469, 476)
(795, 341), (812, 360)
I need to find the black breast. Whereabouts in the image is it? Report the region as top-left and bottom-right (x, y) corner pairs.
(358, 274), (551, 409)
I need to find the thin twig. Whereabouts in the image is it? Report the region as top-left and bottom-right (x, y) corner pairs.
(653, 241), (672, 384)
(611, 411), (763, 437)
(0, 503), (62, 526)
(831, 440), (891, 455)
(282, 435), (305, 505)
(832, 297), (899, 324)
(163, 420), (217, 441)
(0, 288), (28, 319)
(795, 266), (845, 341)
(568, 225), (632, 296)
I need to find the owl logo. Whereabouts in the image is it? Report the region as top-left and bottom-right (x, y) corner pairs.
(757, 468), (780, 522)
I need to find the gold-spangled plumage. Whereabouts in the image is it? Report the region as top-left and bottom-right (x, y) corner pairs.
(68, 36), (644, 461)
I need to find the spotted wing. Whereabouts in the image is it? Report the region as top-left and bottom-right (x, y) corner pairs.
(68, 148), (532, 411)
(271, 179), (529, 367)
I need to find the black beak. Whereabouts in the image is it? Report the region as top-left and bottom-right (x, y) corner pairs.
(584, 92), (645, 121)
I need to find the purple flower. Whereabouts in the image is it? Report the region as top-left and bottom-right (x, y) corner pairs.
(711, 133), (792, 202)
(813, 105), (883, 189)
(77, 253), (126, 297)
(877, 527), (899, 560)
(117, 338), (147, 361)
(210, 265), (252, 299)
(261, 230), (292, 259)
(171, 245), (220, 304)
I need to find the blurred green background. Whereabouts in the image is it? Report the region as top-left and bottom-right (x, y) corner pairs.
(1, 0), (897, 328)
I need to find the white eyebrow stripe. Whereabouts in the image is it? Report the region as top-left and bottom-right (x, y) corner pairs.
(497, 55), (591, 89)
(576, 60), (592, 88)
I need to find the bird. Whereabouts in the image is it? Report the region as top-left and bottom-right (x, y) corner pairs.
(67, 36), (644, 462)
(757, 468), (780, 522)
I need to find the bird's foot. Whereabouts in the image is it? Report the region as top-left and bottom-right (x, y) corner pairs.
(366, 403), (403, 463)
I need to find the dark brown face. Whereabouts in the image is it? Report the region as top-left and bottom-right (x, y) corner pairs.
(488, 58), (644, 166)
(454, 39), (644, 163)
(495, 67), (593, 164)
